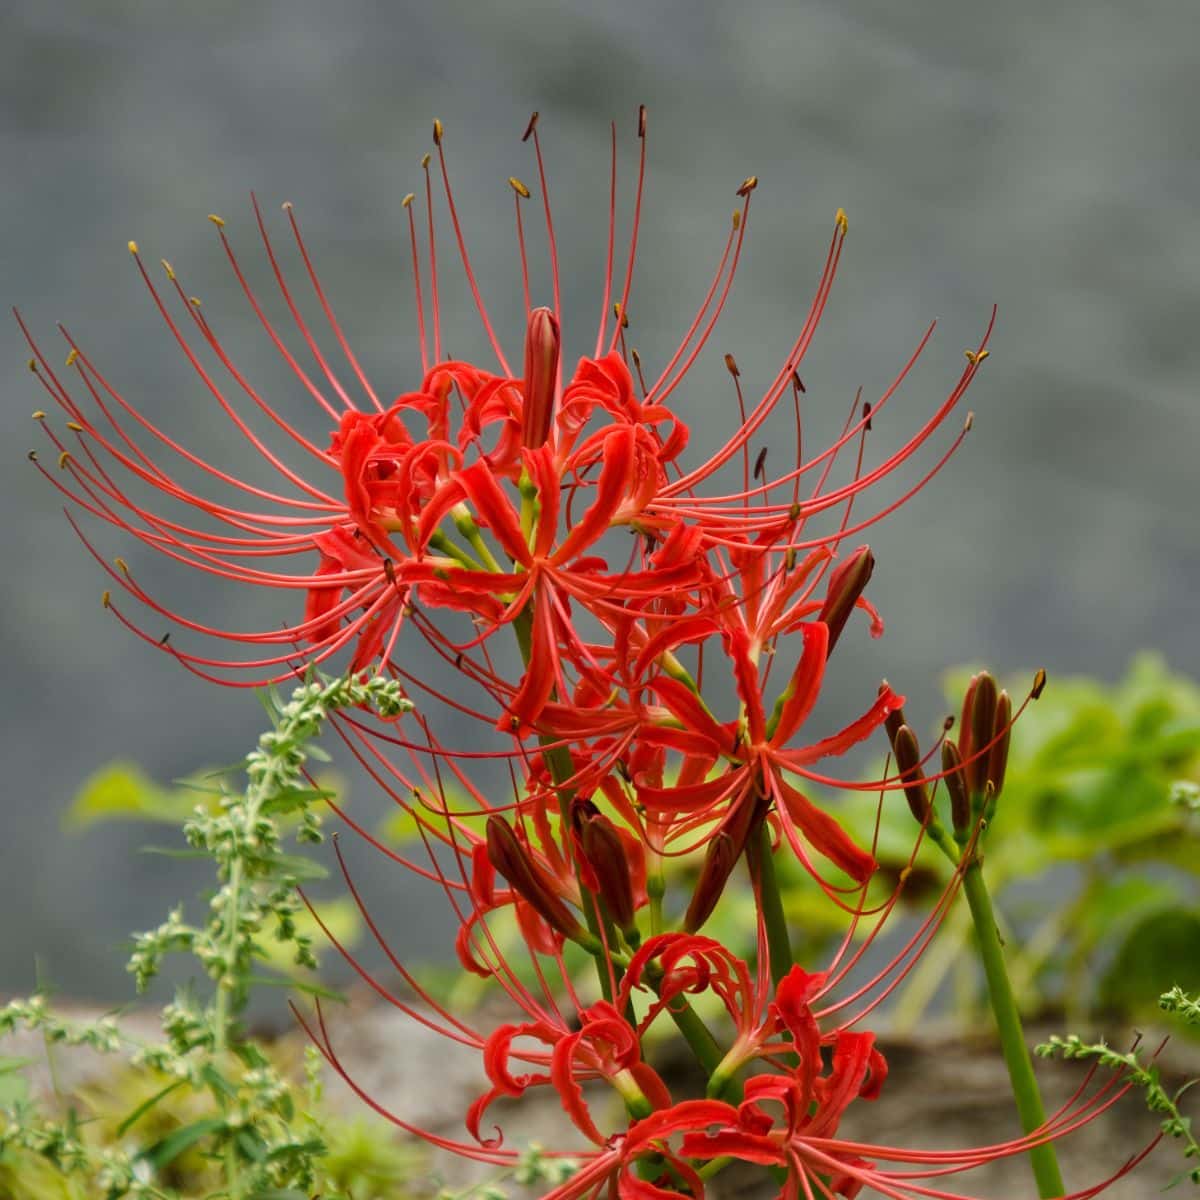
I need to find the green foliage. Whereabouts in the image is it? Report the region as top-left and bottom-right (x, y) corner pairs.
(847, 654), (1200, 1030)
(0, 673), (420, 1200)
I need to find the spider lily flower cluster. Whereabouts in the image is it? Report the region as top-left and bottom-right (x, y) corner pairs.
(24, 111), (1151, 1197)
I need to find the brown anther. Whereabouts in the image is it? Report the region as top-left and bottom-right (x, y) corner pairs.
(26, 450), (37, 462)
(508, 176), (531, 198)
(892, 724), (930, 825)
(432, 118), (444, 144)
(27, 358), (37, 372)
(159, 631), (171, 647)
(791, 370), (806, 394)
(522, 111), (540, 142)
(862, 401), (873, 432)
(737, 175), (759, 197)
(724, 353), (740, 377)
(637, 104), (647, 138)
(753, 446), (769, 482)
(454, 652), (464, 669)
(964, 411), (975, 433)
(942, 740), (971, 833)
(383, 558), (396, 586)
(1031, 668), (1047, 699)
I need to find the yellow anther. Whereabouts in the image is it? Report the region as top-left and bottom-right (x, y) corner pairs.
(724, 353), (739, 377)
(736, 175), (758, 196)
(57, 450), (72, 469)
(964, 411), (975, 432)
(101, 590), (111, 609)
(732, 210), (741, 230)
(835, 208), (849, 234)
(207, 214), (225, 228)
(27, 357), (37, 372)
(421, 152), (431, 169)
(1032, 667), (1047, 699)
(899, 866), (913, 884)
(432, 118), (444, 144)
(31, 410), (45, 421)
(964, 348), (990, 365)
(508, 176), (531, 198)
(161, 259), (175, 280)
(65, 349), (79, 367)
(115, 557), (129, 574)
(127, 240), (139, 255)
(189, 296), (202, 307)
(66, 421), (83, 432)
(402, 192), (415, 208)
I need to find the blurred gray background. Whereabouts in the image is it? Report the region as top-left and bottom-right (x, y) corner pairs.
(2, 0), (1198, 1002)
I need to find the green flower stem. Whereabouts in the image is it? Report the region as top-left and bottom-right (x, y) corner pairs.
(960, 857), (1065, 1198)
(752, 822), (794, 987)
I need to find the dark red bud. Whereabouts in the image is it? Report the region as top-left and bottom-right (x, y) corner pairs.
(485, 815), (583, 942)
(966, 672), (998, 795)
(942, 740), (971, 833)
(819, 547), (874, 654)
(684, 832), (737, 933)
(988, 690), (1012, 799)
(520, 306), (560, 448)
(578, 810), (636, 931)
(882, 682), (907, 747)
(892, 724), (930, 825)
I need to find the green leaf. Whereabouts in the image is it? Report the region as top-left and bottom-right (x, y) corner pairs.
(1100, 909), (1200, 1016)
(66, 762), (202, 829)
(138, 1116), (227, 1169)
(115, 1078), (187, 1136)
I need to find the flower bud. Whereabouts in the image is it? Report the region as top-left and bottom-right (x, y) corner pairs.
(988, 689), (1012, 799)
(818, 546), (874, 654)
(891, 724), (930, 824)
(684, 832), (737, 933)
(965, 672), (998, 795)
(520, 306), (560, 448)
(485, 815), (584, 943)
(942, 739), (971, 834)
(575, 804), (636, 932)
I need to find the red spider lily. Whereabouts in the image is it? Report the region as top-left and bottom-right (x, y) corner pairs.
(22, 109), (989, 729)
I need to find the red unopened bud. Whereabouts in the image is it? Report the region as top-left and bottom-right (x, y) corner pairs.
(891, 724), (930, 824)
(576, 807), (636, 932)
(520, 306), (560, 448)
(988, 690), (1012, 799)
(942, 739), (971, 834)
(882, 683), (907, 747)
(819, 546), (874, 654)
(684, 832), (737, 933)
(485, 815), (583, 943)
(964, 672), (998, 795)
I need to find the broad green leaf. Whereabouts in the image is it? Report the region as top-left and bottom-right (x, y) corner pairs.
(138, 1115), (227, 1169)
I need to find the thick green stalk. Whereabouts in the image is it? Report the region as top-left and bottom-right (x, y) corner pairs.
(752, 822), (794, 987)
(960, 858), (1065, 1198)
